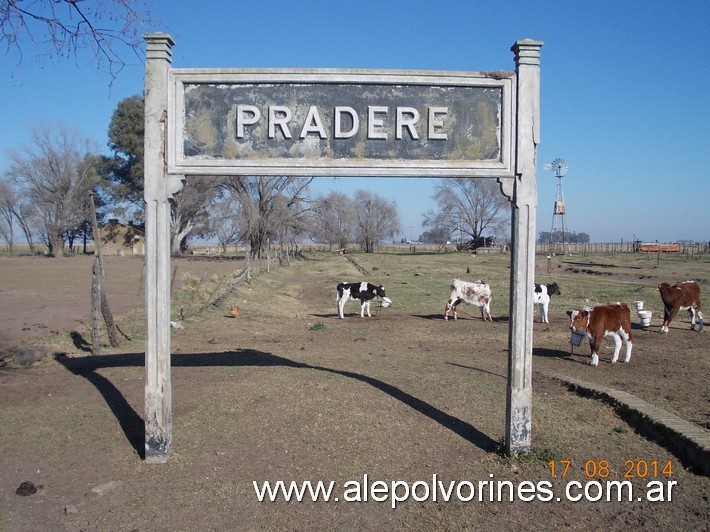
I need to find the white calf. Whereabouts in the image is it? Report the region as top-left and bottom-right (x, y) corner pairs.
(444, 279), (492, 321)
(533, 282), (561, 323)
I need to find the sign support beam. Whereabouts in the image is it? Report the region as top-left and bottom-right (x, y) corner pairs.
(143, 33), (183, 462)
(503, 39), (543, 455)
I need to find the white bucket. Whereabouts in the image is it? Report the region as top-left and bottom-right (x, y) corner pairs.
(638, 310), (652, 328)
(634, 300), (644, 311)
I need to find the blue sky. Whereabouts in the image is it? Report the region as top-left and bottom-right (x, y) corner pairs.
(1, 0), (708, 243)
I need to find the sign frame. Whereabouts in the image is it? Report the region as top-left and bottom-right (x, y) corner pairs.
(143, 33), (542, 463)
(167, 68), (515, 178)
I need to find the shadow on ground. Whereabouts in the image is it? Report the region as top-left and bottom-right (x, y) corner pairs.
(56, 349), (500, 459)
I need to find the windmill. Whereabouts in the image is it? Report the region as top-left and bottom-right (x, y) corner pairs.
(544, 158), (570, 255)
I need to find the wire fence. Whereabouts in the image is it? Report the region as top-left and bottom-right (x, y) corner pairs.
(535, 241), (710, 256)
(3, 240), (709, 259)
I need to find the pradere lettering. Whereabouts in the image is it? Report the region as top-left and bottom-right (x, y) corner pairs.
(235, 104), (449, 141)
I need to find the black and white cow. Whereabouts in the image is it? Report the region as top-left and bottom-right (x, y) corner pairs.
(533, 282), (561, 323)
(336, 282), (390, 318)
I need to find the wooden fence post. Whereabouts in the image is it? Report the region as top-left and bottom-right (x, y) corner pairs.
(89, 192), (120, 351)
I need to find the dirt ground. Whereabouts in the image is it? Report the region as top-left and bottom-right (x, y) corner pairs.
(0, 255), (243, 347)
(0, 253), (708, 531)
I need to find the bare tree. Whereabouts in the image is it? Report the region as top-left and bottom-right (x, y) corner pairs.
(169, 176), (221, 255)
(7, 124), (100, 257)
(309, 191), (356, 250)
(0, 180), (15, 253)
(0, 177), (46, 254)
(223, 176), (312, 259)
(271, 192), (308, 255)
(1, 0), (152, 76)
(12, 198), (42, 253)
(210, 195), (243, 254)
(354, 190), (400, 253)
(424, 178), (509, 244)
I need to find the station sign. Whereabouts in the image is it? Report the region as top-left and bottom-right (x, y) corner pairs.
(168, 69), (514, 177)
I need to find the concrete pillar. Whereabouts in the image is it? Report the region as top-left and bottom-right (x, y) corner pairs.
(143, 33), (183, 462)
(503, 39), (543, 455)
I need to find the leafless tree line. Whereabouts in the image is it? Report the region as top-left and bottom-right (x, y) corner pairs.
(0, 126), (509, 258)
(172, 176), (402, 258)
(0, 123), (404, 258)
(423, 178), (510, 246)
(1, 124), (99, 256)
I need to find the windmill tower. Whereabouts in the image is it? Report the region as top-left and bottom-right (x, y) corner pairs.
(544, 158), (570, 255)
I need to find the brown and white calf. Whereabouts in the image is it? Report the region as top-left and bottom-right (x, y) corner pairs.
(566, 303), (633, 366)
(657, 281), (704, 333)
(533, 282), (561, 323)
(444, 279), (492, 321)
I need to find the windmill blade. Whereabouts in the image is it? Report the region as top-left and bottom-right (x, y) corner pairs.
(545, 158), (568, 177)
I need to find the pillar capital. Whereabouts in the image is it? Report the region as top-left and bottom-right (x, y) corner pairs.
(511, 39), (544, 67)
(144, 33), (175, 62)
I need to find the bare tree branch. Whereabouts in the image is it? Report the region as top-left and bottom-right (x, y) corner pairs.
(1, 0), (153, 77)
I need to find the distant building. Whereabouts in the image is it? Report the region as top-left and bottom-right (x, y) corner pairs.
(99, 219), (145, 256)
